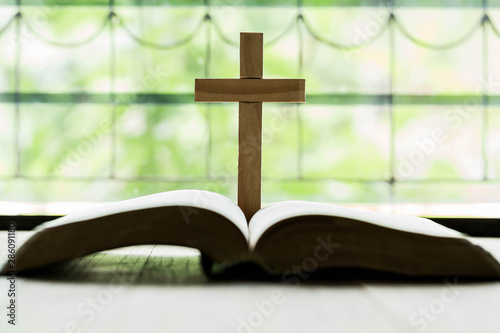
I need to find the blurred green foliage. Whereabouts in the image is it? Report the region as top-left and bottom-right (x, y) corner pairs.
(0, 4), (499, 205)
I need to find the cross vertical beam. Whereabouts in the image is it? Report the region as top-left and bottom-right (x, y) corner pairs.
(239, 33), (263, 221)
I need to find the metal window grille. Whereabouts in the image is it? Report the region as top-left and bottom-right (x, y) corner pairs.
(0, 0), (499, 208)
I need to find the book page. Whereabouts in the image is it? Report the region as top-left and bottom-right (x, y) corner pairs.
(38, 190), (249, 240)
(248, 201), (464, 250)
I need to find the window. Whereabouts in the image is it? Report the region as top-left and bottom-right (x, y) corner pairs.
(0, 0), (499, 214)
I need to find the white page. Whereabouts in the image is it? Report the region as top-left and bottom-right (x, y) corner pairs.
(248, 201), (464, 250)
(36, 190), (248, 240)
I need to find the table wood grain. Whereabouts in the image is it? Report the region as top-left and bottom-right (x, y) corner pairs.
(1, 231), (499, 333)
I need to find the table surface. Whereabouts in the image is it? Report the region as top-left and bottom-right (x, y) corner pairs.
(1, 232), (500, 333)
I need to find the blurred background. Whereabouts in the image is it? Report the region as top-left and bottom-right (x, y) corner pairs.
(1, 0), (500, 214)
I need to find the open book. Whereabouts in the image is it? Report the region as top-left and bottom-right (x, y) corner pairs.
(2, 190), (500, 278)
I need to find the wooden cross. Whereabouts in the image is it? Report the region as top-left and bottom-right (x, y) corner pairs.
(195, 32), (305, 221)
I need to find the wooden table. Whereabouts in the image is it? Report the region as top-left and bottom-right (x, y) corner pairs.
(1, 231), (500, 333)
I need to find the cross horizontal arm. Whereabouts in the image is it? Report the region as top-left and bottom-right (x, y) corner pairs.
(195, 79), (305, 103)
